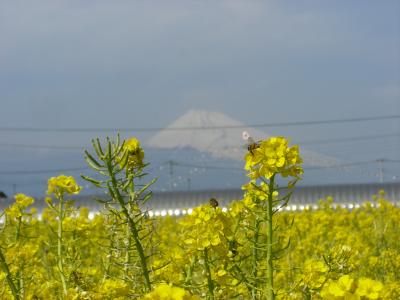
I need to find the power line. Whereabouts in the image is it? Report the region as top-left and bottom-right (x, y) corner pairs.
(304, 160), (378, 171)
(170, 159), (398, 172)
(0, 180), (46, 187)
(0, 143), (83, 150)
(171, 161), (244, 171)
(0, 167), (89, 175)
(384, 159), (400, 163)
(298, 133), (399, 146)
(0, 114), (399, 132)
(311, 141), (400, 157)
(0, 158), (398, 176)
(0, 132), (398, 151)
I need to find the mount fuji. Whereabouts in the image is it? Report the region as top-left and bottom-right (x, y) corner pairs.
(146, 109), (339, 167)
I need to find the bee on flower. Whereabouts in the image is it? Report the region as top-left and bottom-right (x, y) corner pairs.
(209, 198), (219, 208)
(121, 137), (145, 170)
(244, 136), (303, 180)
(242, 131), (260, 155)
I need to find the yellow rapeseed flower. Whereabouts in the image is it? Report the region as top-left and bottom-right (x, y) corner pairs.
(5, 193), (35, 218)
(142, 283), (200, 300)
(242, 180), (279, 208)
(47, 175), (82, 197)
(356, 277), (383, 300)
(301, 259), (328, 290)
(15, 193), (35, 207)
(245, 136), (303, 179)
(97, 278), (130, 298)
(123, 137), (145, 169)
(321, 275), (355, 298)
(180, 204), (232, 252)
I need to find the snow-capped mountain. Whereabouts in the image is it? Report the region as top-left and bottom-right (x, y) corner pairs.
(146, 110), (338, 167)
(147, 110), (265, 160)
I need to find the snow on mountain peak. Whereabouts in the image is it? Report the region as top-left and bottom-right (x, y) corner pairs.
(146, 110), (339, 166)
(146, 110), (265, 159)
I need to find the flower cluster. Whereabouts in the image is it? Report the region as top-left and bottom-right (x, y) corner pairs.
(322, 275), (384, 299)
(47, 175), (82, 197)
(241, 180), (279, 208)
(122, 137), (145, 169)
(245, 136), (303, 179)
(5, 193), (35, 218)
(180, 204), (232, 252)
(0, 136), (398, 299)
(142, 283), (200, 300)
(0, 188), (397, 299)
(96, 278), (130, 299)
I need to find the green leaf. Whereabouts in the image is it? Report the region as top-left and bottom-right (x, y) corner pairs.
(107, 139), (112, 159)
(81, 175), (103, 187)
(93, 138), (105, 158)
(84, 150), (103, 168)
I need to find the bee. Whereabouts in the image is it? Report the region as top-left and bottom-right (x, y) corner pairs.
(242, 131), (260, 155)
(209, 198), (219, 208)
(70, 271), (84, 286)
(228, 240), (239, 257)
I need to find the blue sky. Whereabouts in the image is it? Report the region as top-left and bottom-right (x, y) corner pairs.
(0, 1), (399, 195)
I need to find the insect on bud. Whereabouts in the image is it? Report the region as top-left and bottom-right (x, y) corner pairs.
(209, 198), (219, 208)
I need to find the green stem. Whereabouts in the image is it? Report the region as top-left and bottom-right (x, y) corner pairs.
(105, 220), (116, 279)
(0, 248), (20, 300)
(107, 162), (152, 292)
(124, 223), (131, 280)
(15, 216), (21, 241)
(266, 174), (276, 300)
(15, 216), (22, 295)
(233, 264), (253, 295)
(251, 218), (261, 299)
(184, 259), (195, 286)
(203, 248), (214, 300)
(57, 194), (67, 298)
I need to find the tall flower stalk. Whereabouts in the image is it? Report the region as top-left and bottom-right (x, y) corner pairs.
(82, 135), (155, 292)
(46, 175), (81, 298)
(243, 137), (303, 299)
(1, 193), (37, 300)
(0, 247), (19, 300)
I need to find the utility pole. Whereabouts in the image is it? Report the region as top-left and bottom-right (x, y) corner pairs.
(377, 159), (384, 183)
(12, 183), (16, 195)
(187, 177), (191, 190)
(168, 160), (176, 190)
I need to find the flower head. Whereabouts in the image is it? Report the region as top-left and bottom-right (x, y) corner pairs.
(15, 193), (35, 208)
(122, 137), (145, 169)
(245, 136), (303, 179)
(97, 278), (130, 298)
(47, 175), (82, 197)
(5, 193), (35, 218)
(142, 283), (200, 300)
(180, 204), (232, 252)
(356, 277), (383, 299)
(321, 275), (355, 298)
